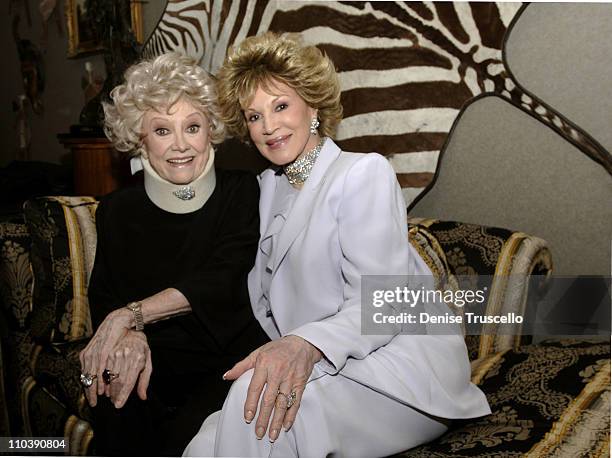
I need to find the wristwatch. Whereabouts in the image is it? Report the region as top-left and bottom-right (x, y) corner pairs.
(126, 301), (144, 331)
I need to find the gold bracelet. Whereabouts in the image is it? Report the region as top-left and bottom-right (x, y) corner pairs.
(126, 301), (144, 331)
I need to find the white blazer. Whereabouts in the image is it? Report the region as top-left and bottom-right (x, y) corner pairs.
(248, 139), (490, 420)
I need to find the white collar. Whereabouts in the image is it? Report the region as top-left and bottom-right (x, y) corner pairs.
(133, 149), (216, 214)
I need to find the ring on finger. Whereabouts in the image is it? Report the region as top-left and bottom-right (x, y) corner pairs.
(277, 389), (297, 409)
(102, 369), (119, 385)
(80, 373), (97, 388)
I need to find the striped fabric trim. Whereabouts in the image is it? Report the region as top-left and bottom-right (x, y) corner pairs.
(479, 232), (553, 358)
(64, 415), (94, 456)
(526, 360), (611, 457)
(407, 221), (466, 335)
(470, 349), (510, 385)
(72, 202), (98, 284)
(77, 392), (89, 419)
(478, 232), (529, 358)
(408, 220), (458, 287)
(29, 344), (43, 376)
(550, 390), (610, 457)
(492, 238), (553, 353)
(57, 197), (98, 341)
(408, 227), (445, 287)
(20, 376), (36, 437)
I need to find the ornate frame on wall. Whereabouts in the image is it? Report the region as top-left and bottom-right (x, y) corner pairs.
(65, 0), (144, 58)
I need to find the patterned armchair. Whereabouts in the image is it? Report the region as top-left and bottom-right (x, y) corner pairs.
(0, 197), (609, 456)
(0, 197), (97, 455)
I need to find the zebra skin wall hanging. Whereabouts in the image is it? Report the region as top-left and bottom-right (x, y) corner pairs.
(142, 1), (612, 205)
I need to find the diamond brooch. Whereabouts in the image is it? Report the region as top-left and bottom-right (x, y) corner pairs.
(173, 186), (196, 201)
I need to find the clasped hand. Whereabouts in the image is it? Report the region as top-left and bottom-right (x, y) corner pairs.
(223, 335), (322, 442)
(79, 310), (152, 408)
(104, 330), (152, 407)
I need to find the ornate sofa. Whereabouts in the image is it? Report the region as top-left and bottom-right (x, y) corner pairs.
(0, 196), (609, 456)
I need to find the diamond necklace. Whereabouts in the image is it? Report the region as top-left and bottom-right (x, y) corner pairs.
(283, 138), (325, 186)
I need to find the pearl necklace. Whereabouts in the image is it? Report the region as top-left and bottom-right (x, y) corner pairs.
(283, 138), (325, 186)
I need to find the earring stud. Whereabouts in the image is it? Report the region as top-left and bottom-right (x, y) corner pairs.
(310, 117), (320, 135)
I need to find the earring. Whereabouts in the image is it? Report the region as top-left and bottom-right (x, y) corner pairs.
(310, 117), (320, 135)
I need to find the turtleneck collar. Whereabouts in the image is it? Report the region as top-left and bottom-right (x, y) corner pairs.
(135, 148), (216, 214)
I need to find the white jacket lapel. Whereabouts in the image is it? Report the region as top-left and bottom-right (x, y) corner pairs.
(257, 168), (278, 230)
(271, 139), (342, 275)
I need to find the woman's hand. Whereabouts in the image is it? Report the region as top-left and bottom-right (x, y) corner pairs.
(223, 335), (322, 442)
(79, 308), (132, 406)
(105, 330), (153, 408)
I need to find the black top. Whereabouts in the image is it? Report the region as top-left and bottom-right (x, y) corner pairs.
(89, 169), (269, 378)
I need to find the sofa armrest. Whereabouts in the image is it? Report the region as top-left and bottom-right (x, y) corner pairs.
(400, 339), (610, 458)
(1, 203), (95, 452)
(408, 218), (553, 359)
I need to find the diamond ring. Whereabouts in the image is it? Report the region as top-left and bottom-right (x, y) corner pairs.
(277, 389), (297, 409)
(80, 373), (97, 388)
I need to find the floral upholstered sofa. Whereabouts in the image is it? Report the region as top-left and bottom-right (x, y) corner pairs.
(0, 196), (609, 456)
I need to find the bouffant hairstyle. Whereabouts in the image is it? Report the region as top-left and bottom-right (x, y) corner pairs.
(103, 52), (225, 156)
(216, 32), (343, 141)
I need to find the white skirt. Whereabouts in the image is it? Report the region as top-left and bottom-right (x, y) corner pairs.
(184, 364), (448, 458)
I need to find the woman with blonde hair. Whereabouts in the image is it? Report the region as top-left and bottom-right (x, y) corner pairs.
(79, 52), (269, 455)
(185, 32), (490, 457)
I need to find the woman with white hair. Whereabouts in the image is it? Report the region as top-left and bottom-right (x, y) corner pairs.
(78, 52), (269, 456)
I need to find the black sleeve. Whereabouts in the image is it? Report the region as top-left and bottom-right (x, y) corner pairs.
(172, 173), (262, 348)
(88, 197), (121, 328)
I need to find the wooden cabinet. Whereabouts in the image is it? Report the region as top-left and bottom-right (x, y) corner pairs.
(58, 135), (133, 196)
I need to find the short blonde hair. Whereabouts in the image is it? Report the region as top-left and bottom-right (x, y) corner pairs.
(103, 52), (225, 156)
(216, 32), (342, 141)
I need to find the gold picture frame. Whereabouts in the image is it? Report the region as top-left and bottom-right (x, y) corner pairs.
(65, 0), (144, 58)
